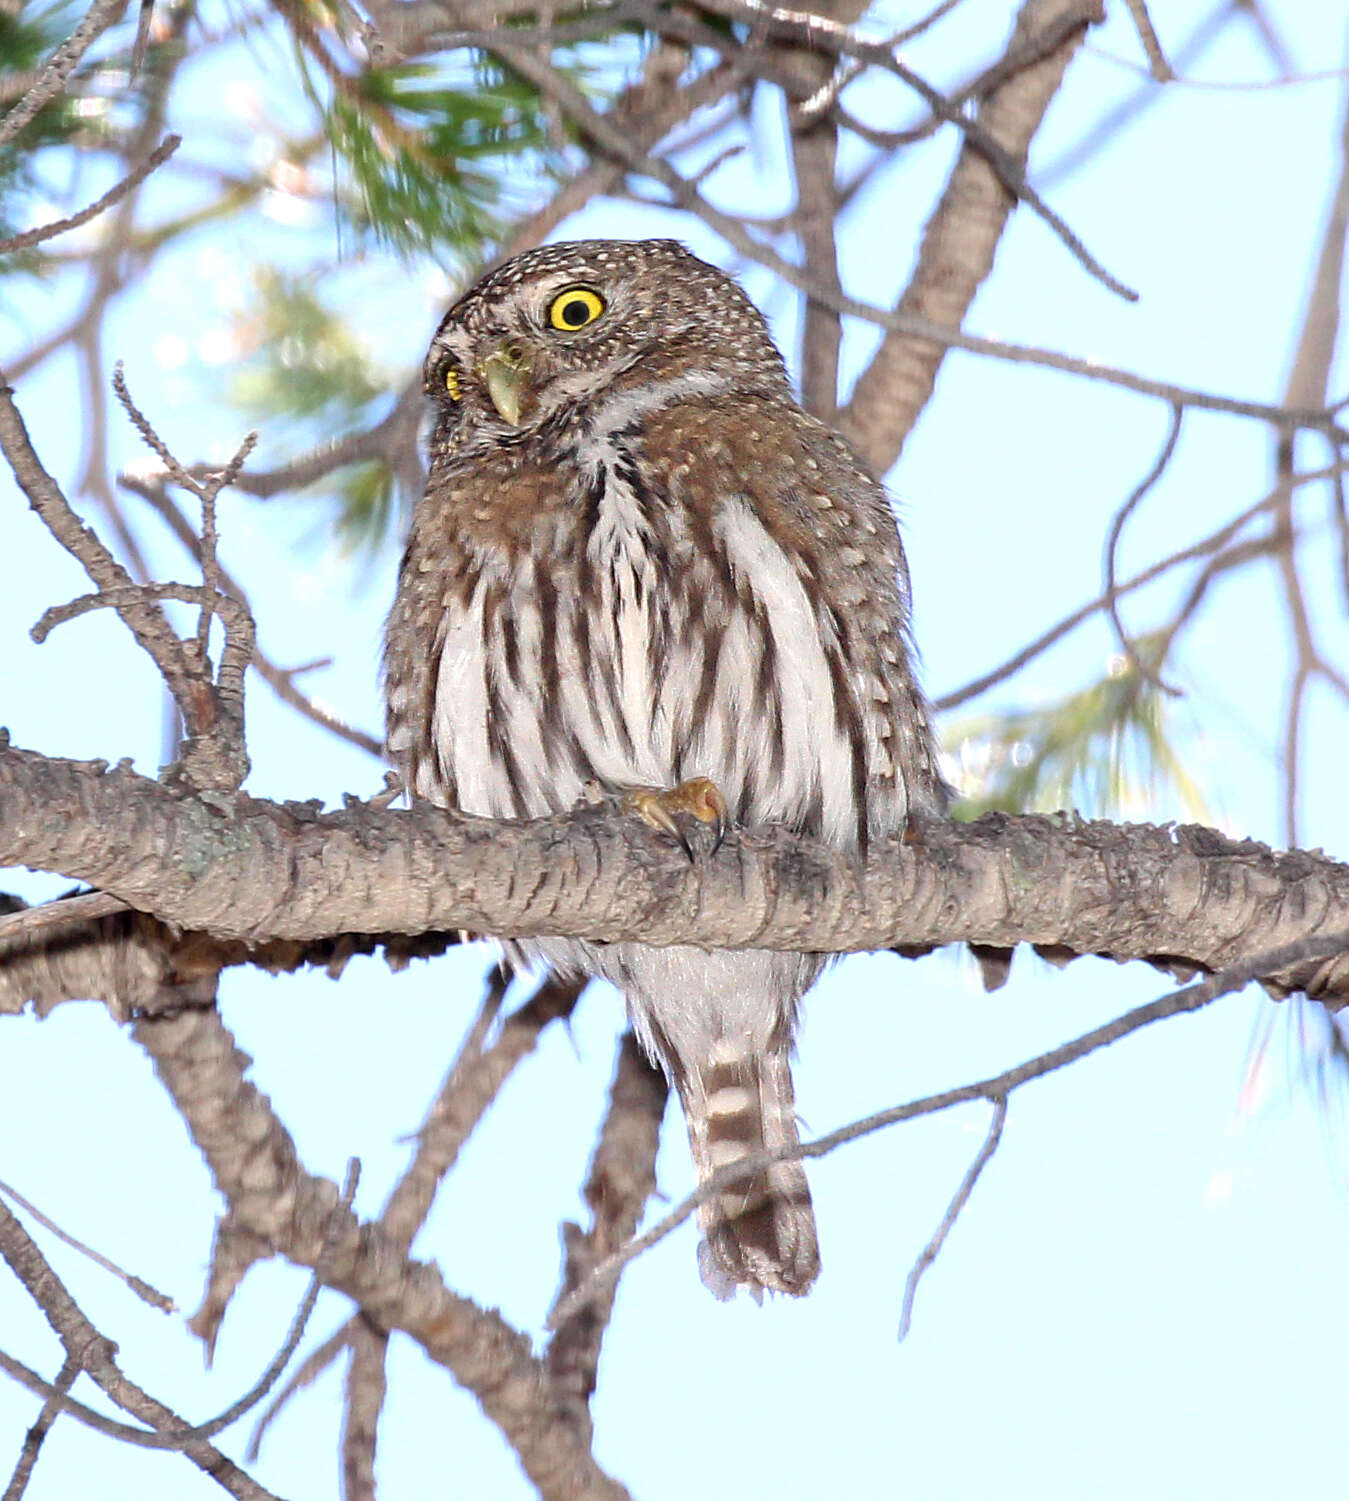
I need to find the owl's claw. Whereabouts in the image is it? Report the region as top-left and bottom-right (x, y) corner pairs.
(625, 777), (728, 861)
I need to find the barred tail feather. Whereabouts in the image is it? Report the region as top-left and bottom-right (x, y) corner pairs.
(686, 1047), (819, 1299)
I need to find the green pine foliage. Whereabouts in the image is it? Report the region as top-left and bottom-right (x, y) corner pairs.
(228, 265), (405, 552)
(219, 36), (623, 545)
(331, 59), (552, 258)
(0, 1), (93, 263)
(230, 266), (386, 420)
(947, 633), (1209, 823)
(330, 458), (399, 555)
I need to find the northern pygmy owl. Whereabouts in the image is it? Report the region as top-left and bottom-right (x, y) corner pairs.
(385, 239), (945, 1298)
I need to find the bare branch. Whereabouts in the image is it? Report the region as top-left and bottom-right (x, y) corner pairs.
(1085, 48), (1348, 93)
(1102, 403), (1184, 695)
(31, 580), (252, 654)
(0, 1198), (281, 1499)
(247, 1322), (352, 1461)
(546, 1033), (667, 1437)
(0, 1177), (176, 1314)
(250, 971), (582, 1467)
(0, 888), (467, 1022)
(489, 32), (1346, 458)
(124, 476), (385, 757)
(688, 0), (1132, 297)
(131, 1004), (631, 1501)
(0, 0), (129, 150)
(0, 383), (199, 711)
(1269, 81), (1349, 842)
(0, 1161), (352, 1454)
(1121, 0), (1172, 82)
(896, 1096), (1007, 1341)
(341, 1320), (386, 1501)
(2, 1354), (77, 1501)
(3, 745), (1349, 1004)
(785, 50), (843, 421)
(0, 891), (130, 944)
(936, 457), (1349, 711)
(381, 971), (583, 1248)
(549, 925), (1349, 1325)
(0, 135), (180, 255)
(1285, 94), (1349, 418)
(843, 0), (1105, 471)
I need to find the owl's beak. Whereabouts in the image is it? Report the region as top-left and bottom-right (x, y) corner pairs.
(476, 344), (531, 427)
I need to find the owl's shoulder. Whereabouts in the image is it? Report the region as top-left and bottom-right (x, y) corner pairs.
(634, 393), (900, 564)
(414, 444), (591, 558)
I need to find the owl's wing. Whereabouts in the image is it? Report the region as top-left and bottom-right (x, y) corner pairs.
(636, 394), (948, 845)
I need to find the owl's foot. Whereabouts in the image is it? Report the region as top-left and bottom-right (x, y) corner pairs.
(624, 777), (728, 861)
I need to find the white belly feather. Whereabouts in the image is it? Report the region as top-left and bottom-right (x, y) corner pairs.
(430, 461), (871, 845)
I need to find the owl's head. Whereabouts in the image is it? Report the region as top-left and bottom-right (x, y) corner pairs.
(424, 239), (790, 449)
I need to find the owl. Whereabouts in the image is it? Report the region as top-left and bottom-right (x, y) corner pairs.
(385, 239), (945, 1298)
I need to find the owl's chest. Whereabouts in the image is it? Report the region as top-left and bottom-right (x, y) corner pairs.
(431, 455), (697, 818)
(426, 446), (884, 844)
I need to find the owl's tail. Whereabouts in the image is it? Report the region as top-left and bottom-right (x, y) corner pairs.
(684, 1045), (820, 1299)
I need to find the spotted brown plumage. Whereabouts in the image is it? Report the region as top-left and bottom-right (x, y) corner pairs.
(385, 238), (945, 1298)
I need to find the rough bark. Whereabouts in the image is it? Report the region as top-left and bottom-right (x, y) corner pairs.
(842, 0), (1106, 472)
(133, 1005), (632, 1501)
(2, 744), (1347, 1010)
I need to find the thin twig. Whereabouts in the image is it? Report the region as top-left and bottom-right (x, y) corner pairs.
(647, 0), (1128, 299)
(0, 1163), (358, 1453)
(195, 432), (259, 667)
(180, 1159), (361, 1445)
(113, 363), (259, 506)
(247, 973), (581, 1458)
(123, 476), (384, 757)
(1239, 1), (1294, 75)
(0, 386), (195, 698)
(31, 582), (254, 663)
(130, 0), (154, 74)
(0, 1178), (176, 1314)
(896, 1097), (1007, 1341)
(1269, 82), (1349, 842)
(1121, 0), (1172, 82)
(1282, 659), (1308, 846)
(936, 457), (1349, 711)
(547, 926), (1349, 1328)
(131, 1004), (628, 1501)
(545, 1032), (667, 1436)
(0, 135), (181, 255)
(1085, 48), (1347, 91)
(1330, 471), (1349, 620)
(0, 1200), (281, 1499)
(1143, 533), (1285, 674)
(1041, 2), (1237, 186)
(688, 0), (1136, 300)
(1102, 403), (1184, 695)
(0, 0), (129, 150)
(245, 1323), (353, 1462)
(487, 41), (1345, 444)
(1, 1354), (77, 1501)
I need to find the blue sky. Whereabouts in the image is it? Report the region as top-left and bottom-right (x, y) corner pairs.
(4, 3), (1349, 1498)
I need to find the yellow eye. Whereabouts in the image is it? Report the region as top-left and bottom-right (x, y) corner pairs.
(548, 287), (605, 331)
(445, 366), (462, 400)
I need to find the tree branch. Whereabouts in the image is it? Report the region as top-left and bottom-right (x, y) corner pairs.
(0, 1198), (280, 1500)
(131, 1005), (631, 1501)
(545, 1032), (667, 1437)
(548, 924), (1349, 1326)
(843, 0), (1103, 472)
(1, 743), (1347, 1004)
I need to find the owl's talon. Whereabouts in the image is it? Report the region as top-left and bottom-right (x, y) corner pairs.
(625, 777), (729, 861)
